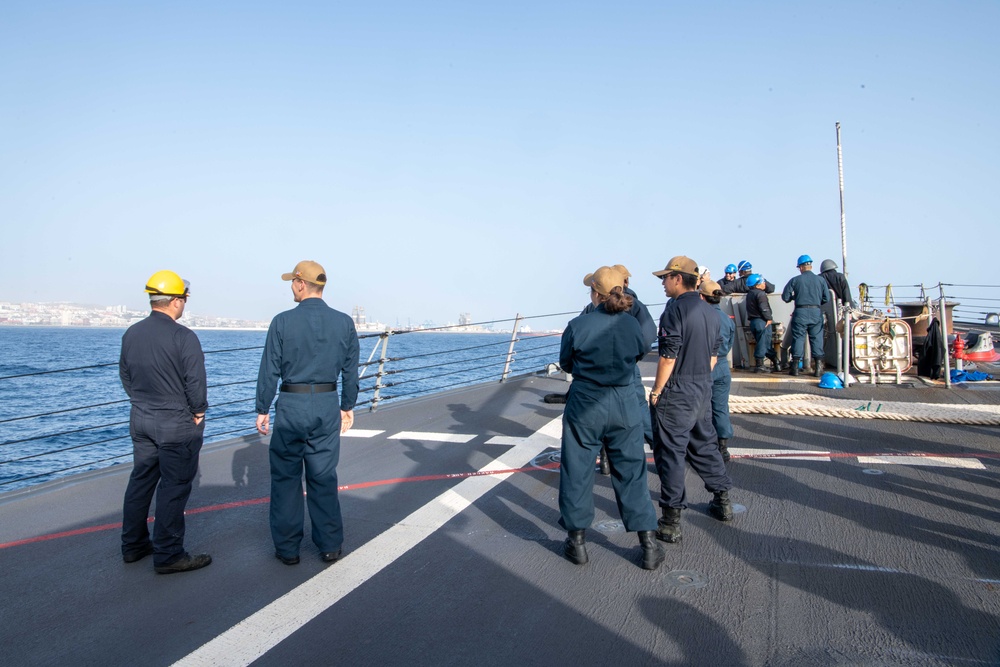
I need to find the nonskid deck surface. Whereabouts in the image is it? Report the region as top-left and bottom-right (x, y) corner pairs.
(1, 361), (998, 666)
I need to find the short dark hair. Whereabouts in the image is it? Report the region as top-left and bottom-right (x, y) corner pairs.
(679, 273), (698, 290)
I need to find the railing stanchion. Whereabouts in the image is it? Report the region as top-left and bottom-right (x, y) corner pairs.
(939, 284), (951, 389)
(500, 314), (522, 382)
(371, 329), (392, 411)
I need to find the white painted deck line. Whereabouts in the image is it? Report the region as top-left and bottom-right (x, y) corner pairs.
(856, 456), (986, 469)
(730, 448), (832, 462)
(388, 431), (476, 443)
(484, 435), (528, 445)
(342, 429), (384, 438)
(172, 416), (563, 667)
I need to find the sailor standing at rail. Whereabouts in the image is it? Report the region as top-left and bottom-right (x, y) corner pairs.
(119, 270), (212, 574)
(700, 279), (735, 463)
(648, 256), (734, 545)
(781, 254), (829, 378)
(255, 260), (360, 566)
(745, 273), (780, 373)
(558, 266), (665, 570)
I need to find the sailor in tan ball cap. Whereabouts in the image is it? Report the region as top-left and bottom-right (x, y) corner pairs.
(255, 260), (360, 565)
(648, 256), (735, 545)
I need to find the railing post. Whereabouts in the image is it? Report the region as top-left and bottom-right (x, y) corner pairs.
(371, 329), (392, 411)
(841, 304), (852, 388)
(500, 314), (523, 382)
(939, 283), (951, 388)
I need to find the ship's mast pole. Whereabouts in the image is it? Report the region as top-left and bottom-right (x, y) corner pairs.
(836, 122), (852, 387)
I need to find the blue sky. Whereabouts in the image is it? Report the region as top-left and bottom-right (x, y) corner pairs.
(2, 1), (996, 327)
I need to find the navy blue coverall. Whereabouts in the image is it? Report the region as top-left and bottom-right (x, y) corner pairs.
(256, 299), (360, 558)
(558, 305), (657, 532)
(821, 269), (855, 307)
(721, 276), (775, 295)
(710, 303), (735, 442)
(745, 288), (774, 363)
(582, 287), (656, 443)
(781, 270), (830, 360)
(651, 292), (732, 509)
(119, 310), (208, 566)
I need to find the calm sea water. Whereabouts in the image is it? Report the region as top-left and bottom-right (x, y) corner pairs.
(0, 326), (561, 491)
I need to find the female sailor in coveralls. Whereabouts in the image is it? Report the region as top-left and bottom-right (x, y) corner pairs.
(557, 266), (664, 571)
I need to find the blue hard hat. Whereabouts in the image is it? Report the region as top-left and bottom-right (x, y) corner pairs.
(796, 254), (813, 266)
(737, 260), (752, 272)
(818, 372), (844, 389)
(746, 273), (764, 288)
(724, 263), (737, 274)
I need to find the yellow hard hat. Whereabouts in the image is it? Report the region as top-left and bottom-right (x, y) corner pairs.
(144, 270), (190, 297)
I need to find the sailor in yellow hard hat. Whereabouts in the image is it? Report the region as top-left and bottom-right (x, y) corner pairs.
(144, 269), (191, 299)
(119, 270), (211, 574)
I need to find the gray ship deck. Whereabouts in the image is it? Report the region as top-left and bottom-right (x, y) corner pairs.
(1, 360), (998, 666)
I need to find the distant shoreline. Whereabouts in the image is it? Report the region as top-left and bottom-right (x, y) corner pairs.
(0, 323), (532, 335)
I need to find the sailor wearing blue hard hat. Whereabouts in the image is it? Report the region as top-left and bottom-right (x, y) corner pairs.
(720, 259), (776, 295)
(718, 264), (739, 289)
(745, 273), (781, 373)
(781, 255), (829, 377)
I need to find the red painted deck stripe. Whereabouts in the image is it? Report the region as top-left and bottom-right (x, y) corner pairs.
(2, 453), (994, 551)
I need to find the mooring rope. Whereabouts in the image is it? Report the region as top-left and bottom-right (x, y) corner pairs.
(728, 393), (1000, 425)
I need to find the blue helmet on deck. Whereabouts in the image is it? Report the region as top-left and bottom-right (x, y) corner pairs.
(818, 372), (844, 389)
(737, 260), (752, 273)
(796, 254), (813, 267)
(746, 273), (764, 288)
(725, 263), (738, 274)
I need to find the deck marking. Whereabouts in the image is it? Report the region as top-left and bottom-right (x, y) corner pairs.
(730, 448), (831, 461)
(3, 448), (990, 552)
(485, 435), (527, 445)
(856, 455), (987, 469)
(171, 416), (563, 667)
(342, 429), (384, 438)
(388, 431), (476, 443)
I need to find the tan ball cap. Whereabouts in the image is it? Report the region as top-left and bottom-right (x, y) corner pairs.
(590, 266), (625, 296)
(612, 264), (632, 278)
(652, 256), (700, 278)
(282, 260), (327, 285)
(699, 279), (722, 296)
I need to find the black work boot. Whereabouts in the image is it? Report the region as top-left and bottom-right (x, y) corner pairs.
(754, 359), (770, 373)
(718, 438), (731, 462)
(638, 531), (666, 570)
(789, 358), (800, 376)
(708, 490), (734, 522)
(766, 351), (781, 371)
(813, 359), (824, 378)
(563, 530), (588, 565)
(599, 446), (610, 476)
(656, 507), (682, 543)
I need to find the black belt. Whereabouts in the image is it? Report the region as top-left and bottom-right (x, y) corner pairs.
(280, 382), (336, 393)
(796, 305), (820, 308)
